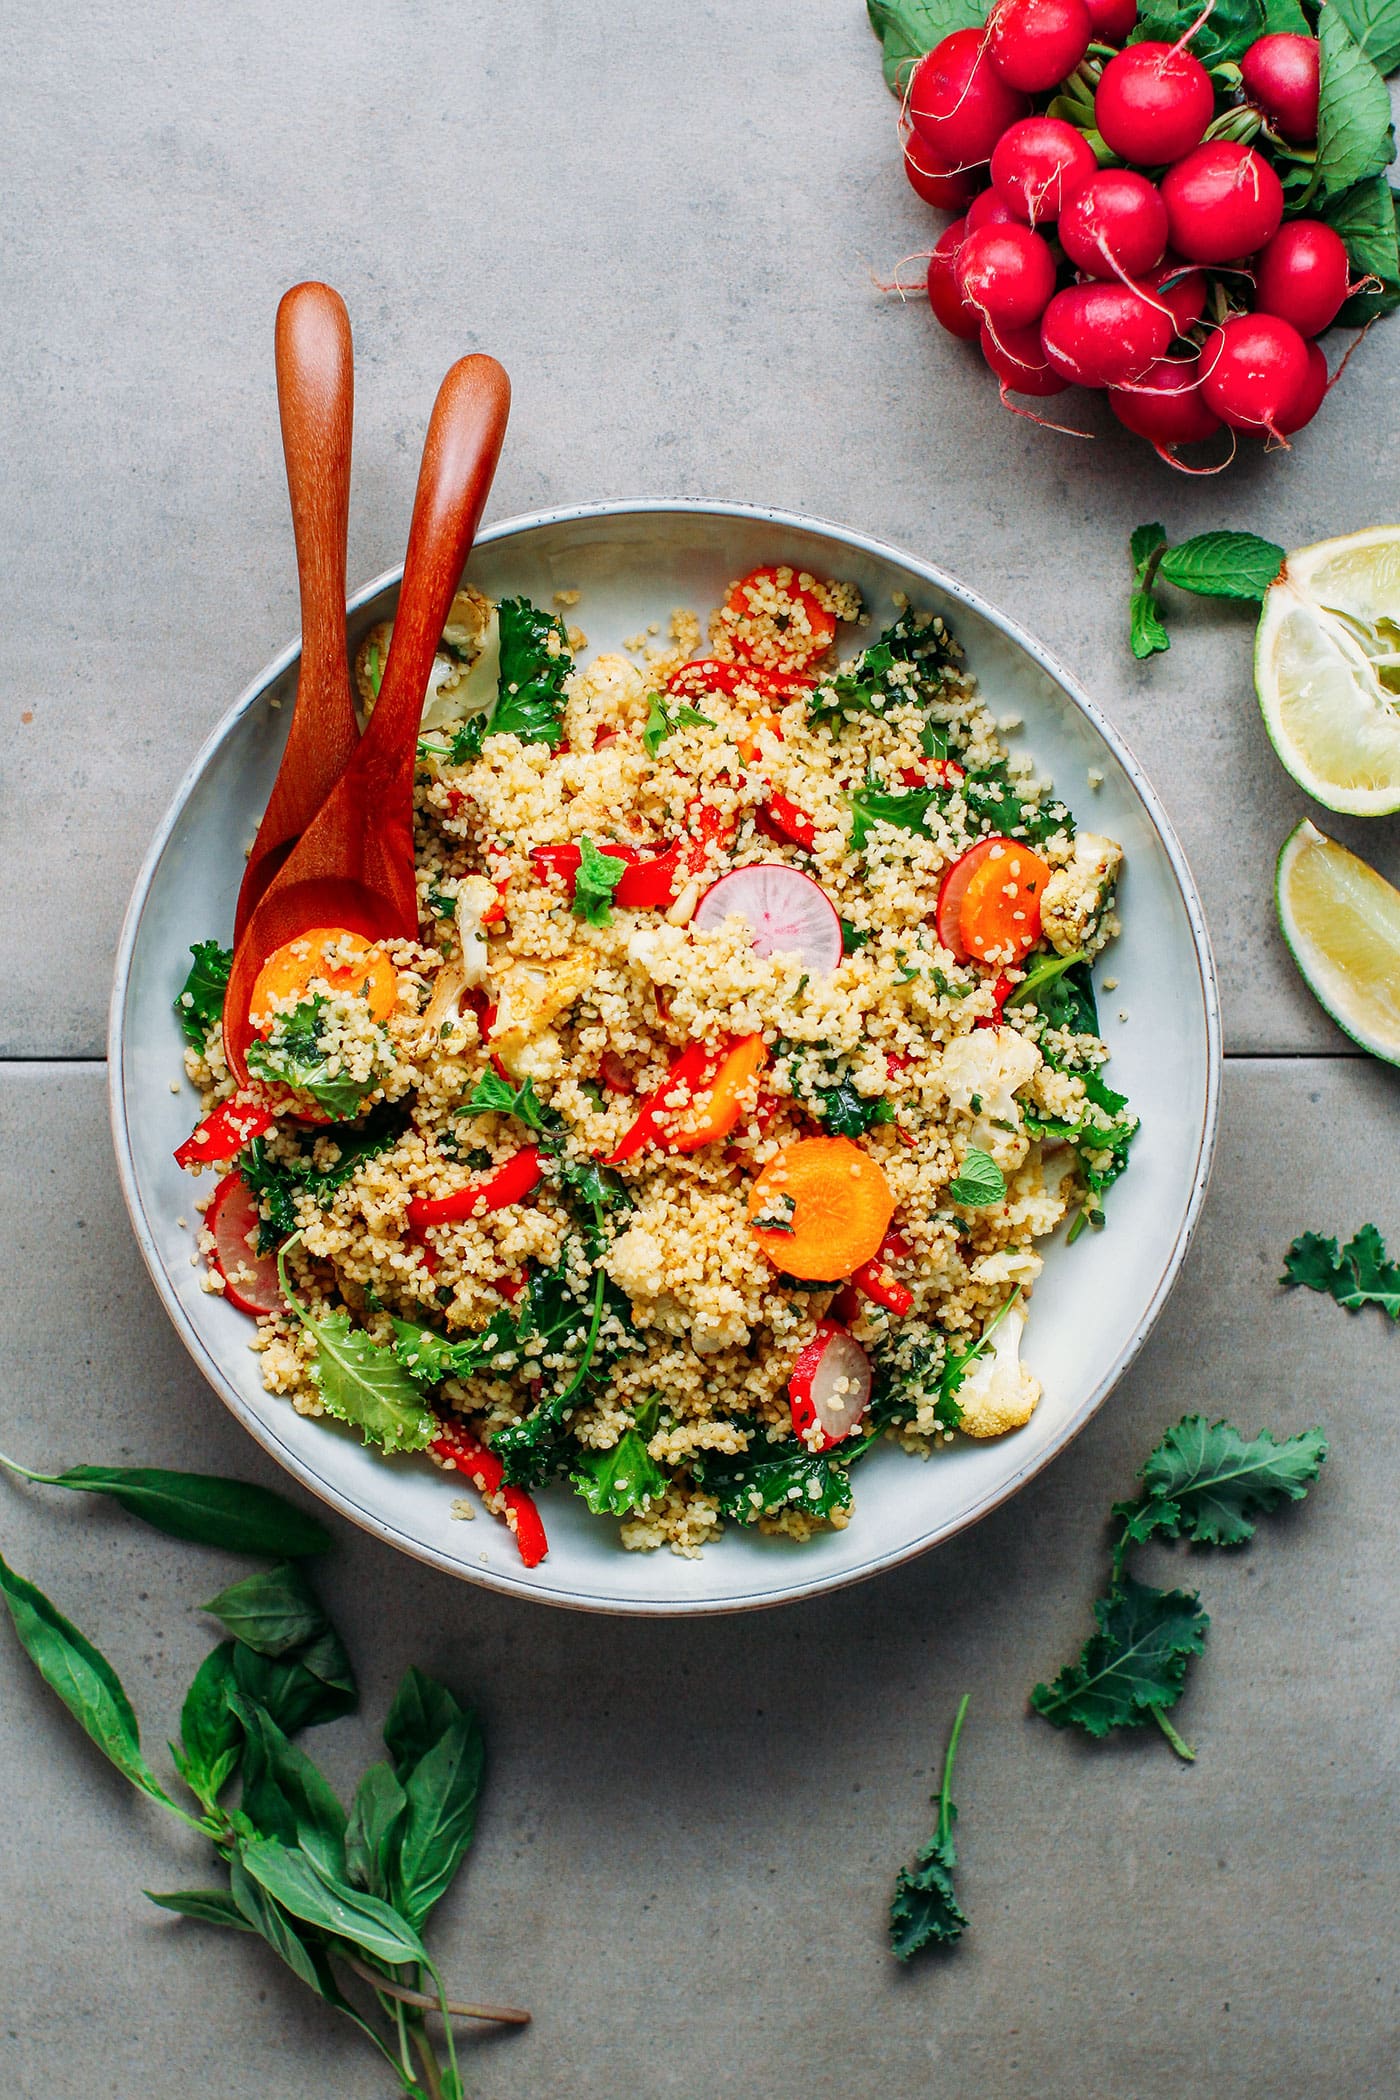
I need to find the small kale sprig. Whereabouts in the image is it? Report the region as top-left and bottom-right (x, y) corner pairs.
(246, 997), (381, 1120)
(1129, 523), (1285, 661)
(0, 1474), (527, 2095)
(809, 605), (957, 733)
(1282, 1224), (1400, 1320)
(890, 1693), (970, 1961)
(241, 1102), (409, 1253)
(174, 940), (233, 1049)
(1032, 1415), (1327, 1760)
(490, 596), (572, 746)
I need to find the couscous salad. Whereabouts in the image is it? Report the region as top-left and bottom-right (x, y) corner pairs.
(173, 565), (1135, 1562)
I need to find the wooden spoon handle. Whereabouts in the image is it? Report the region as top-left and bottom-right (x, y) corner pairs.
(366, 354), (511, 764)
(276, 281), (355, 721)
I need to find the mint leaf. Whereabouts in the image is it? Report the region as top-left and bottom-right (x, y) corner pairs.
(489, 596), (571, 746)
(1127, 1416), (1328, 1548)
(948, 1148), (1006, 1208)
(867, 0), (987, 91)
(1315, 5), (1397, 204)
(1030, 1573), (1209, 1738)
(175, 940), (233, 1048)
(890, 1693), (969, 1960)
(642, 693), (714, 755)
(1282, 1223), (1400, 1316)
(464, 1070), (551, 1128)
(1130, 589), (1171, 659)
(1157, 531), (1285, 601)
(1331, 0), (1400, 78)
(1325, 175), (1400, 324)
(571, 836), (627, 927)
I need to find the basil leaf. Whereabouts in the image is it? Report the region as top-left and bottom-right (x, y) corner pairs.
(146, 1887), (253, 1930)
(229, 1691), (348, 1881)
(228, 1850), (328, 1993)
(204, 1562), (329, 1656)
(239, 1835), (430, 1968)
(174, 940), (233, 1048)
(20, 1464), (331, 1557)
(1330, 0), (1400, 78)
(384, 1666), (466, 1781)
(1157, 531), (1284, 601)
(0, 1551), (171, 1804)
(1314, 5), (1396, 204)
(231, 1634), (356, 1736)
(867, 0), (986, 94)
(1324, 174), (1400, 324)
(947, 1148), (1007, 1208)
(345, 1761), (408, 1898)
(572, 836), (627, 927)
(395, 1710), (485, 1929)
(174, 1641), (241, 1808)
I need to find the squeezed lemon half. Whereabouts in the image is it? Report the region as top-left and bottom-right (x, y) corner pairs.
(1256, 526), (1400, 816)
(1276, 819), (1400, 1064)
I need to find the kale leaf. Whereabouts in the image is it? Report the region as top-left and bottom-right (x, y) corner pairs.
(245, 998), (380, 1120)
(816, 1081), (897, 1138)
(890, 1694), (970, 1961)
(689, 1422), (870, 1522)
(390, 1308), (522, 1386)
(962, 760), (1073, 845)
(570, 1400), (668, 1517)
(808, 606), (958, 732)
(241, 1104), (409, 1254)
(175, 941), (234, 1049)
(1031, 1574), (1210, 1740)
(1282, 1223), (1400, 1319)
(1114, 1417), (1329, 1552)
(849, 781), (940, 853)
(489, 596), (573, 747)
(1010, 950), (1098, 1035)
(278, 1245), (437, 1456)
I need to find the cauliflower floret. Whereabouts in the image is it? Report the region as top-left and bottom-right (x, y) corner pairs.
(453, 874), (497, 991)
(956, 1304), (1040, 1438)
(938, 1027), (1041, 1167)
(489, 951), (595, 1071)
(1041, 833), (1123, 958)
(354, 588), (501, 731)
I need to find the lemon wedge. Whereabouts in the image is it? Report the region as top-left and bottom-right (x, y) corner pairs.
(1255, 526), (1400, 816)
(1276, 819), (1400, 1063)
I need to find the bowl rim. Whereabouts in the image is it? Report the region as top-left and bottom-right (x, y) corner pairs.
(109, 496), (1222, 1615)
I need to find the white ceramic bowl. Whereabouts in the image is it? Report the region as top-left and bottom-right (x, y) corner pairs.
(110, 501), (1220, 1615)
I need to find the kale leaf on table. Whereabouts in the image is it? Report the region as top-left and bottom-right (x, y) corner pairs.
(1282, 1224), (1400, 1319)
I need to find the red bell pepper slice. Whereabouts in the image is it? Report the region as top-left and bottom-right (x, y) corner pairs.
(407, 1146), (544, 1234)
(852, 1230), (914, 1317)
(604, 1040), (720, 1164)
(175, 1096), (276, 1171)
(975, 974), (1015, 1031)
(431, 1428), (548, 1568)
(755, 794), (817, 852)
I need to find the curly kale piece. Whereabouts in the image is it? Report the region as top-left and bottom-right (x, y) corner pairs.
(808, 606), (958, 732)
(890, 1694), (970, 1961)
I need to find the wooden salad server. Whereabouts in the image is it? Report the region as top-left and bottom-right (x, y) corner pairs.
(222, 352), (511, 1085)
(234, 281), (359, 941)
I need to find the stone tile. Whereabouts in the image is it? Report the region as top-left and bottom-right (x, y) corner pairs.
(4, 0), (1396, 1055)
(1, 1057), (1396, 2097)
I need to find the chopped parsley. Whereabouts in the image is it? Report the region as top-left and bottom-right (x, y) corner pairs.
(490, 596), (573, 746)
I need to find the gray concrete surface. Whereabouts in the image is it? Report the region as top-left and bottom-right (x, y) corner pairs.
(3, 0), (1399, 2094)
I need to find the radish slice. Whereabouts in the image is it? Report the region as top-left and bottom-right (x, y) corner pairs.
(789, 1321), (873, 1450)
(207, 1171), (283, 1317)
(935, 836), (1013, 960)
(693, 863), (842, 973)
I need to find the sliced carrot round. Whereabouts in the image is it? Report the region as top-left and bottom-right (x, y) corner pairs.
(722, 567), (838, 673)
(747, 1136), (895, 1280)
(250, 927), (398, 1034)
(935, 838), (1001, 961)
(958, 841), (1051, 965)
(669, 1034), (769, 1154)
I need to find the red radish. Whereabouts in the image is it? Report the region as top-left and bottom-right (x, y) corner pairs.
(1255, 219), (1350, 337)
(1275, 338), (1329, 434)
(980, 320), (1068, 396)
(1147, 255), (1207, 332)
(903, 134), (979, 211)
(935, 837), (1002, 959)
(1109, 355), (1222, 457)
(909, 28), (1030, 169)
(987, 0), (1092, 92)
(966, 186), (1020, 231)
(1059, 169), (1168, 279)
(693, 863), (843, 974)
(208, 1171), (283, 1317)
(1083, 0), (1137, 38)
(1040, 280), (1174, 387)
(1240, 32), (1320, 145)
(926, 219), (981, 339)
(990, 116), (1098, 225)
(1200, 313), (1311, 438)
(956, 222), (1058, 330)
(788, 1321), (873, 1450)
(1161, 142), (1284, 265)
(1095, 44), (1214, 165)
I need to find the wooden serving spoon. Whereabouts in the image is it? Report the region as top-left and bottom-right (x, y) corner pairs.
(235, 282), (359, 941)
(222, 352), (511, 1086)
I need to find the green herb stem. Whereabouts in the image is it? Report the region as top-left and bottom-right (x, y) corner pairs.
(1153, 1708), (1197, 1763)
(938, 1693), (970, 1846)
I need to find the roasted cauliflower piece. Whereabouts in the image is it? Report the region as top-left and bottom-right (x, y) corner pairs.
(956, 1304), (1040, 1437)
(1041, 833), (1123, 958)
(938, 1026), (1041, 1168)
(488, 951), (595, 1071)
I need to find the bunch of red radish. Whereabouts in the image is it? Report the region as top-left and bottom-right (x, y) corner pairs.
(902, 0), (1354, 463)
